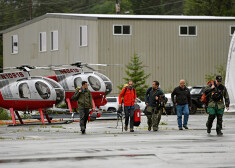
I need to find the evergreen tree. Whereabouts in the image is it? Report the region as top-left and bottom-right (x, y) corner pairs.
(118, 54), (150, 100)
(184, 0), (235, 16)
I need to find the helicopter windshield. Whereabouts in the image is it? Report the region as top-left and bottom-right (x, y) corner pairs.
(88, 76), (101, 91)
(19, 83), (31, 98)
(105, 82), (112, 95)
(43, 78), (61, 88)
(74, 77), (82, 89)
(35, 81), (50, 99)
(94, 72), (109, 81)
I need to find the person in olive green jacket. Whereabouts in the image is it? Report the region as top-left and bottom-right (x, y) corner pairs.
(204, 75), (230, 135)
(72, 81), (93, 134)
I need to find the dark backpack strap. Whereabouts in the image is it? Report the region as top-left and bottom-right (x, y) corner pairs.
(123, 86), (128, 96)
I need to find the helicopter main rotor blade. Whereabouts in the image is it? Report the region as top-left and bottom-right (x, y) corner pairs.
(88, 63), (122, 66)
(85, 65), (96, 71)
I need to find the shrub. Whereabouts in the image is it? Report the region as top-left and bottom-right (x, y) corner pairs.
(0, 108), (9, 120)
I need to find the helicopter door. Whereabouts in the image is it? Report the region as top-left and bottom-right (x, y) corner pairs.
(19, 83), (31, 98)
(35, 81), (51, 99)
(74, 77), (82, 89)
(88, 76), (101, 91)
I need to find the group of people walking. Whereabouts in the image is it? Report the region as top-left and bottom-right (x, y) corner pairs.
(72, 75), (230, 136)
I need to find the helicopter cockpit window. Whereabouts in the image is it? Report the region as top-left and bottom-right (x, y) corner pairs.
(35, 81), (50, 99)
(74, 77), (82, 89)
(43, 78), (61, 88)
(19, 83), (31, 98)
(94, 72), (109, 81)
(88, 76), (101, 91)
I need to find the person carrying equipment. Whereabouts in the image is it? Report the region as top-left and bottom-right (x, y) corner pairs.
(71, 81), (93, 134)
(119, 80), (137, 132)
(204, 75), (230, 135)
(145, 81), (164, 131)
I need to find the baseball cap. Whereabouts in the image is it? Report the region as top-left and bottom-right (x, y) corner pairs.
(216, 75), (222, 82)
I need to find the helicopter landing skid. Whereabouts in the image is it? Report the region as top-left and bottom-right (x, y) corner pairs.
(7, 120), (74, 126)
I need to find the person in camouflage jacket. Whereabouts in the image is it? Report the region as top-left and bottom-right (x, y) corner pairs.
(72, 81), (93, 134)
(204, 75), (230, 135)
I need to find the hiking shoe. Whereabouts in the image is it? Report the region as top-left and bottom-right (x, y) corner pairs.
(130, 128), (134, 132)
(207, 127), (211, 134)
(179, 127), (183, 130)
(153, 127), (158, 131)
(183, 125), (188, 129)
(217, 130), (223, 136)
(124, 126), (128, 131)
(81, 130), (86, 134)
(148, 127), (151, 131)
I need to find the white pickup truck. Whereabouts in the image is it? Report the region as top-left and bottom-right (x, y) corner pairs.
(100, 97), (146, 112)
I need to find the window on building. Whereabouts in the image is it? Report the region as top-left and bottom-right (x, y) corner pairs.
(51, 30), (58, 51)
(230, 26), (235, 36)
(113, 25), (131, 35)
(11, 35), (18, 54)
(80, 25), (88, 47)
(39, 32), (46, 52)
(179, 26), (197, 36)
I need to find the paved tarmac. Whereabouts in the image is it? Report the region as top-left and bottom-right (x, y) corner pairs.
(0, 113), (235, 168)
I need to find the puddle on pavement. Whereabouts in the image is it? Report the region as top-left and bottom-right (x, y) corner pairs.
(0, 154), (156, 164)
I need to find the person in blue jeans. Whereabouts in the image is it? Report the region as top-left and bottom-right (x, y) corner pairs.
(171, 80), (192, 130)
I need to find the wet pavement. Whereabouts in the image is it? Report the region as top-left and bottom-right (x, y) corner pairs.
(0, 113), (235, 168)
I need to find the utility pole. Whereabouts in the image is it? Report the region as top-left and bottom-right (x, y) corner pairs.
(29, 0), (33, 20)
(115, 0), (120, 14)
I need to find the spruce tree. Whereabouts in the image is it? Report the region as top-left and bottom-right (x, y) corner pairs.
(118, 54), (150, 100)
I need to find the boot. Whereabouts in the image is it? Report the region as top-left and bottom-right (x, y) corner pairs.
(81, 129), (86, 134)
(124, 125), (128, 131)
(207, 114), (215, 134)
(217, 129), (223, 136)
(207, 127), (211, 134)
(148, 126), (151, 131)
(130, 128), (134, 132)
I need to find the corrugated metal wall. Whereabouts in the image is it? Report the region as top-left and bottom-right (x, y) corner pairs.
(3, 17), (99, 76)
(3, 16), (234, 95)
(98, 19), (234, 95)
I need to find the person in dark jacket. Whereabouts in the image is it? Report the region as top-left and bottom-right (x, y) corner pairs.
(72, 81), (93, 134)
(119, 80), (137, 132)
(204, 75), (229, 135)
(171, 79), (192, 130)
(145, 81), (164, 131)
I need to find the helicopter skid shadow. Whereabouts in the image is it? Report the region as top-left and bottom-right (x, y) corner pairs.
(7, 120), (74, 127)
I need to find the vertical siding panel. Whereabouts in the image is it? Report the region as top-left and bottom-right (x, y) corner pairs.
(3, 16), (234, 94)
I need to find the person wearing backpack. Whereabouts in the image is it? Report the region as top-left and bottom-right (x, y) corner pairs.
(204, 75), (230, 135)
(145, 81), (164, 131)
(119, 80), (137, 132)
(71, 81), (93, 134)
(171, 79), (192, 130)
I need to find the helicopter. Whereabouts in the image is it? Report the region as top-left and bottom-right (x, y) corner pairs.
(0, 65), (65, 125)
(45, 62), (114, 120)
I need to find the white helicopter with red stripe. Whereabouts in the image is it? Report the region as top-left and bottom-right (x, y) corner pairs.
(45, 62), (114, 120)
(0, 65), (65, 125)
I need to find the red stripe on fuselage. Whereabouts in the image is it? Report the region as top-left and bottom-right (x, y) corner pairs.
(0, 93), (56, 111)
(46, 75), (58, 82)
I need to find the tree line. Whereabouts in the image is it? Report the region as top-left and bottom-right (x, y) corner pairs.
(0, 0), (235, 67)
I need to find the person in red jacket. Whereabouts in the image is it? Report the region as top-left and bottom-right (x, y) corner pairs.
(119, 80), (137, 132)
